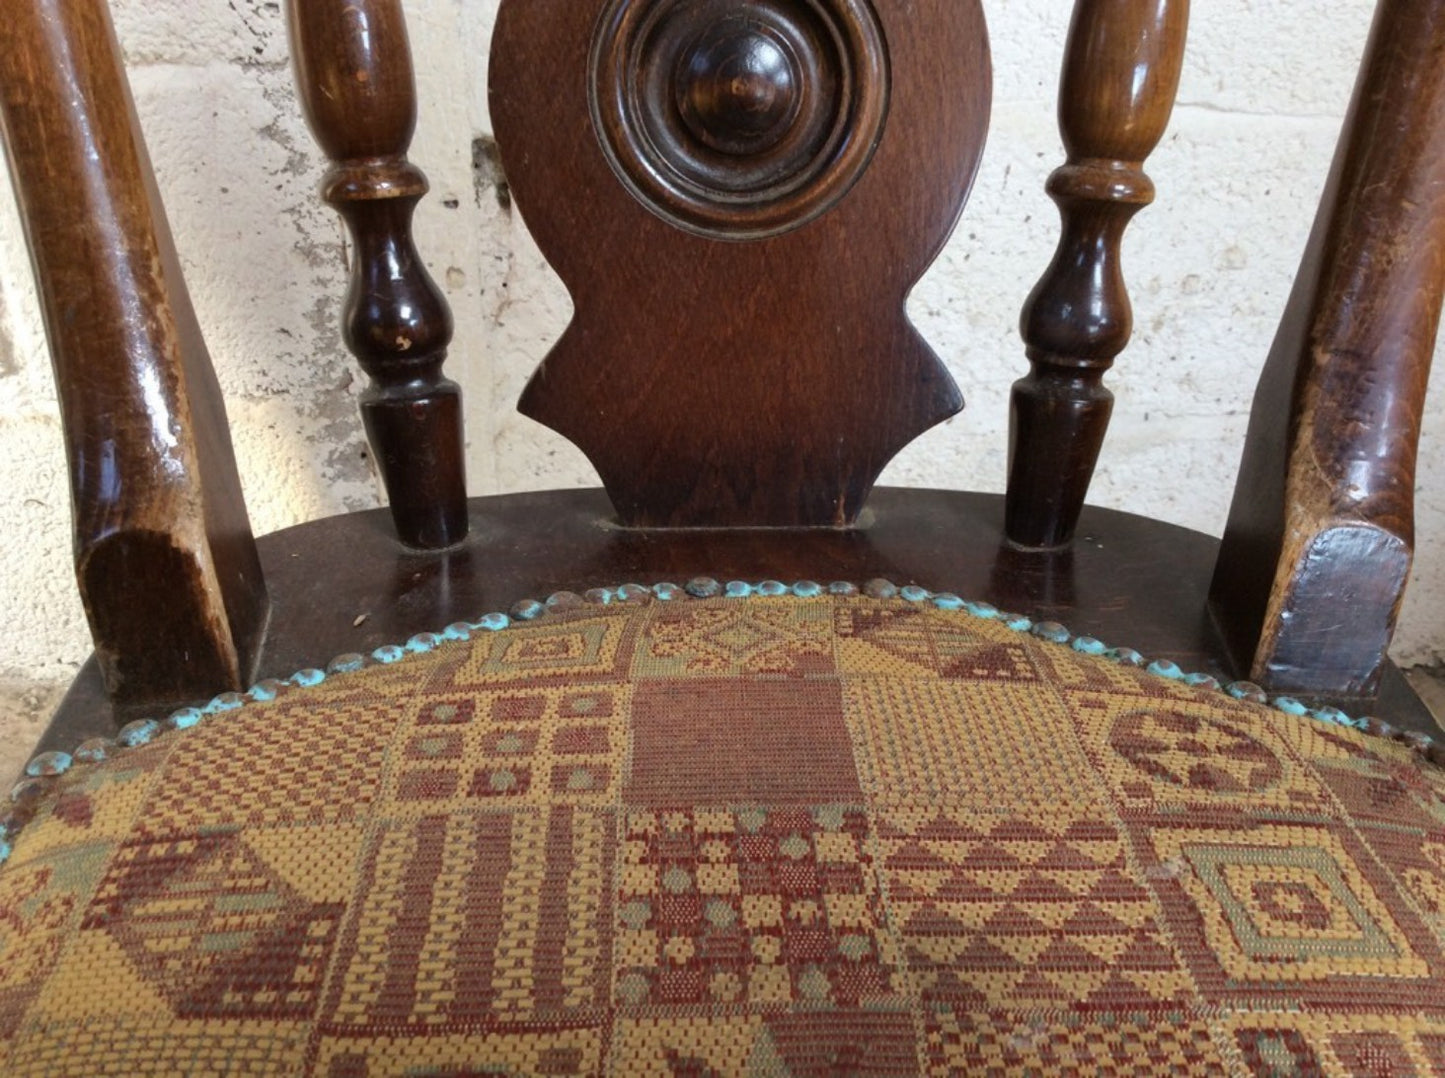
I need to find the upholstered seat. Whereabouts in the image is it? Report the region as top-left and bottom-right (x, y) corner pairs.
(4, 582), (1445, 1073)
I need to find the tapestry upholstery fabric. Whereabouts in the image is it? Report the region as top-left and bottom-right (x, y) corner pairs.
(2, 591), (1445, 1075)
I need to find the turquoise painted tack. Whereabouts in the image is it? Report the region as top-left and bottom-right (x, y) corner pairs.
(510, 599), (546, 621)
(584, 587), (614, 605)
(406, 633), (441, 653)
(863, 578), (898, 599)
(166, 708), (204, 731)
(117, 719), (160, 748)
(249, 678), (289, 701)
(11, 577), (1445, 871)
(25, 751), (71, 778)
(73, 738), (111, 764)
(686, 577), (721, 598)
(1147, 659), (1184, 680)
(1226, 681), (1269, 704)
(9, 777), (47, 806)
(1031, 621), (1070, 644)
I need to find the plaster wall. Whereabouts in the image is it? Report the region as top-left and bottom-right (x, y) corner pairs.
(0, 0), (1442, 761)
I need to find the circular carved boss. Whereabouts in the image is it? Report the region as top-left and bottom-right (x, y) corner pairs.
(589, 0), (891, 239)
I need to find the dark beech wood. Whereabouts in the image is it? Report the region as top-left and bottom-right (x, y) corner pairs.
(0, 0), (268, 708)
(1006, 0), (1189, 549)
(1210, 0), (1445, 698)
(490, 0), (989, 526)
(34, 488), (1436, 759)
(287, 0), (467, 549)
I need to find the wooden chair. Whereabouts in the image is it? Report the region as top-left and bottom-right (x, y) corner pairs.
(1, 0), (1444, 1072)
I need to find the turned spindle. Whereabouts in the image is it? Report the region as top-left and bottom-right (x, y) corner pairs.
(287, 0), (467, 549)
(1006, 0), (1188, 549)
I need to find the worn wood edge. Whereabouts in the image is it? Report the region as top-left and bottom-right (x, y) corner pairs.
(1209, 0), (1445, 697)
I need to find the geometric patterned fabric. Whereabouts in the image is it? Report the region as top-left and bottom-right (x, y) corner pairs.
(3, 591), (1445, 1075)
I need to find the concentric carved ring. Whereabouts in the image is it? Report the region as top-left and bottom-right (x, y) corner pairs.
(590, 0), (890, 239)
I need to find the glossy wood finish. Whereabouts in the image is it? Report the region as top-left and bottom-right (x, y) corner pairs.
(287, 0), (467, 549)
(34, 487), (1437, 757)
(1210, 0), (1445, 698)
(0, 0), (268, 708)
(1006, 0), (1188, 549)
(490, 0), (989, 526)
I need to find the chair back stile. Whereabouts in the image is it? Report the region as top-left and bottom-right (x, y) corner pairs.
(1210, 0), (1445, 698)
(0, 0), (268, 708)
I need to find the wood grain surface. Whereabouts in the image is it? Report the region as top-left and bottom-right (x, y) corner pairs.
(0, 0), (268, 708)
(489, 0), (990, 526)
(1211, 0), (1445, 697)
(1007, 0), (1189, 549)
(288, 0), (468, 549)
(35, 488), (1436, 758)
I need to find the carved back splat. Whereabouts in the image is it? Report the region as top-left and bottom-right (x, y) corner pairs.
(490, 0), (990, 527)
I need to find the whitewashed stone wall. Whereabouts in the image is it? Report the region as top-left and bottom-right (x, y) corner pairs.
(0, 0), (1441, 713)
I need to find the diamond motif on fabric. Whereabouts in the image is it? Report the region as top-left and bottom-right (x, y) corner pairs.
(82, 831), (342, 1019)
(637, 599), (834, 677)
(1137, 816), (1445, 1008)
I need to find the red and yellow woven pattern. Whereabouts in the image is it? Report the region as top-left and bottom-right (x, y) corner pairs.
(3, 593), (1445, 1074)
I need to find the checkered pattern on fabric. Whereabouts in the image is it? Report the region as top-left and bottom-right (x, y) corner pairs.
(3, 594), (1445, 1075)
